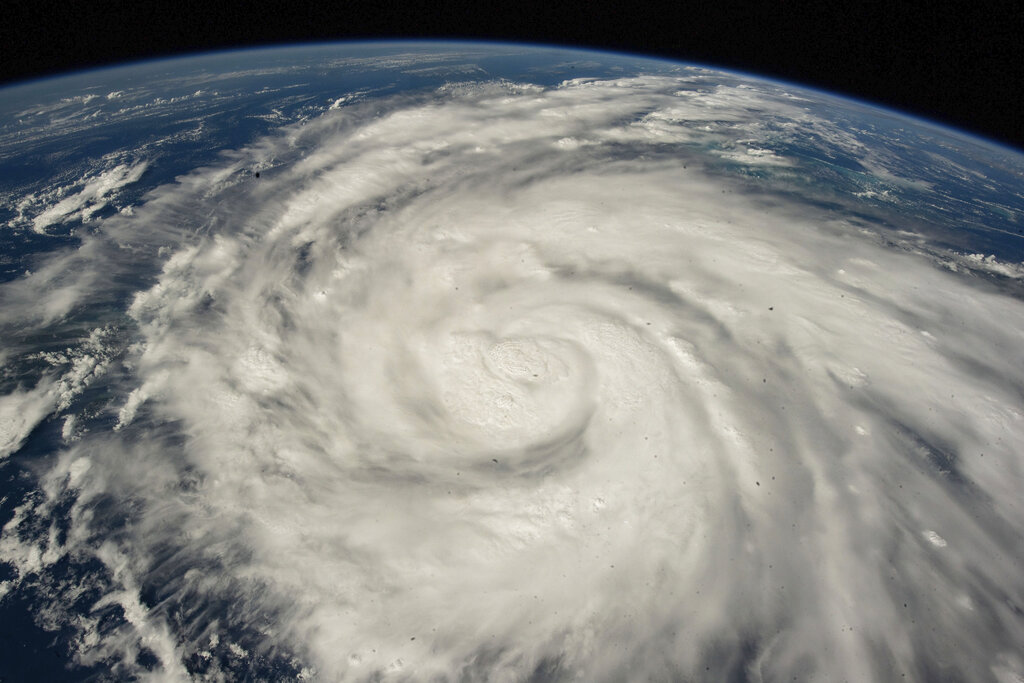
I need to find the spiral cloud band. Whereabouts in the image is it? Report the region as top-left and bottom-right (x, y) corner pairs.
(2, 71), (1024, 681)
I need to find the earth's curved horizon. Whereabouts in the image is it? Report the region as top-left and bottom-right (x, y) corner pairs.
(10, 39), (1022, 157)
(1, 41), (1023, 681)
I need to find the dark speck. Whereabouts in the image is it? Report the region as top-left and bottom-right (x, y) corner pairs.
(254, 171), (260, 178)
(492, 458), (498, 463)
(768, 306), (774, 311)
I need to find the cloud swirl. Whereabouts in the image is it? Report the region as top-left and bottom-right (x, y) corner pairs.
(3, 74), (1024, 681)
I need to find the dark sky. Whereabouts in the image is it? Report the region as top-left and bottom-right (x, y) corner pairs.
(3, 0), (1023, 151)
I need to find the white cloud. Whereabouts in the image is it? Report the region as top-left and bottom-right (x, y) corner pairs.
(0, 380), (56, 459)
(27, 160), (148, 234)
(960, 252), (1024, 278)
(2, 72), (1023, 681)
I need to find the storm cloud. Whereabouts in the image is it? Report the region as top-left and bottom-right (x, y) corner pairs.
(2, 73), (1024, 681)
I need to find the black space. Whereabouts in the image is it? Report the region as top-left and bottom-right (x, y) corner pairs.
(2, 0), (1023, 151)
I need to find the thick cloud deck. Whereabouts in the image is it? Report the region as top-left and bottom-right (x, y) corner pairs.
(2, 65), (1024, 682)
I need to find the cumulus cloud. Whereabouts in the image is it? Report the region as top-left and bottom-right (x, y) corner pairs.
(1, 74), (1024, 681)
(27, 160), (148, 233)
(3, 156), (146, 235)
(0, 379), (56, 459)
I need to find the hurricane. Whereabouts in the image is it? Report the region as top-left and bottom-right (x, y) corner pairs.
(2, 51), (1024, 682)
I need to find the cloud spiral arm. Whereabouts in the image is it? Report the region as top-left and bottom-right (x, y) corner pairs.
(3, 75), (1024, 681)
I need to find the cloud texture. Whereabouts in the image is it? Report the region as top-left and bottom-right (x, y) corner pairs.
(2, 73), (1024, 681)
